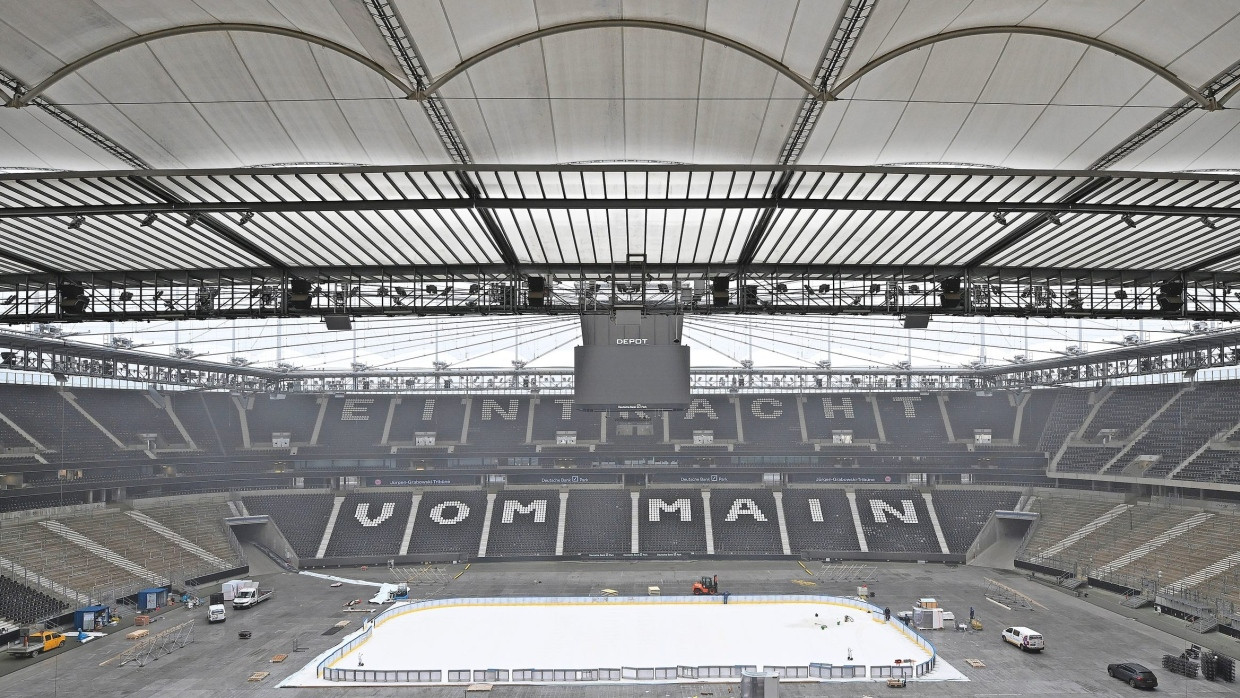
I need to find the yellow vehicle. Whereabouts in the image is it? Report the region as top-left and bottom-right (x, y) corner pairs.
(6, 630), (65, 658)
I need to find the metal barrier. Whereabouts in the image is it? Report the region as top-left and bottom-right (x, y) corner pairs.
(314, 593), (939, 684)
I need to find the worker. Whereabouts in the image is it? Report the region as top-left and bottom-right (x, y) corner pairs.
(969, 606), (975, 620)
(884, 607), (891, 621)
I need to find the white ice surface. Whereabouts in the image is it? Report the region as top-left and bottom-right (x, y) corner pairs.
(282, 596), (967, 686)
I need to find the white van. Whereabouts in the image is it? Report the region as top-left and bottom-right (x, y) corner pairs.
(207, 604), (227, 623)
(1002, 626), (1044, 652)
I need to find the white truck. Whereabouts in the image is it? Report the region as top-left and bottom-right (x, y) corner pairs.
(231, 584), (275, 609)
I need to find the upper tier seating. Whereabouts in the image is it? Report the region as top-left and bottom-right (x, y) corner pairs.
(1035, 388), (1091, 454)
(242, 493), (336, 558)
(465, 397), (533, 450)
(529, 397), (602, 444)
(1019, 390), (1060, 447)
(944, 392), (1018, 442)
(803, 394), (881, 442)
(0, 412), (34, 450)
(708, 489), (783, 555)
(738, 396), (804, 448)
(638, 489), (707, 554)
(70, 388), (182, 446)
(0, 385), (120, 461)
(874, 396), (949, 445)
(325, 492), (414, 558)
(1135, 384), (1240, 478)
(406, 490), (488, 558)
(1173, 449), (1240, 485)
(1081, 384), (1181, 440)
(855, 489), (940, 554)
(562, 490), (631, 556)
(668, 397), (738, 444)
(0, 575), (66, 624)
(165, 393), (235, 454)
(1054, 446), (1123, 474)
(483, 489), (561, 557)
(930, 489), (1021, 553)
(387, 396), (468, 446)
(608, 408), (664, 445)
(315, 396), (390, 453)
(245, 394), (320, 447)
(782, 489), (861, 553)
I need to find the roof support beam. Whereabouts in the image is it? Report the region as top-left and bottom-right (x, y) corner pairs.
(778, 0), (876, 165)
(962, 178), (1113, 268)
(420, 19), (824, 99)
(738, 0), (876, 270)
(5, 196), (1239, 218)
(1092, 58), (1240, 171)
(5, 23), (417, 108)
(829, 25), (1217, 110)
(0, 249), (57, 274)
(125, 178), (287, 270)
(0, 67), (148, 169)
(362, 1), (518, 268)
(366, 0), (472, 164)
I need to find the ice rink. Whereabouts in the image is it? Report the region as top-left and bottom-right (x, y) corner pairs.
(283, 595), (967, 686)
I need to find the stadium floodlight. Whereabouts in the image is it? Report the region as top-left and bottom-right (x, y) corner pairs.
(992, 211), (1008, 226)
(184, 212), (200, 227)
(1046, 212), (1062, 225)
(1121, 214), (1137, 228)
(238, 211), (255, 225)
(67, 215), (85, 230)
(140, 213), (157, 226)
(1201, 216), (1217, 230)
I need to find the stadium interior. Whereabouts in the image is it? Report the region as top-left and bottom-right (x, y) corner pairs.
(2, 0), (1240, 694)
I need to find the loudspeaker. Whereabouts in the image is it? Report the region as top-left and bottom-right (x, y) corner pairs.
(903, 314), (931, 329)
(287, 278), (313, 310)
(939, 277), (963, 310)
(1157, 281), (1184, 311)
(528, 276), (545, 307)
(712, 276), (730, 307)
(324, 315), (352, 331)
(57, 282), (88, 314)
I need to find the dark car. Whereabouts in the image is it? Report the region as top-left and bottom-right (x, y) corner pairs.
(1108, 662), (1158, 689)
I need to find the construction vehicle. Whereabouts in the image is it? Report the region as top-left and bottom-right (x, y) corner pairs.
(5, 630), (65, 658)
(692, 575), (719, 595)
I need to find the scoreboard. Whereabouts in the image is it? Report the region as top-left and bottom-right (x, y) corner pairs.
(574, 313), (691, 411)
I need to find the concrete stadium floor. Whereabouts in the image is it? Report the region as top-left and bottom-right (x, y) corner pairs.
(0, 559), (1237, 697)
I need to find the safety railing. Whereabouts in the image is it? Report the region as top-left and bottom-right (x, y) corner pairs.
(315, 593), (939, 684)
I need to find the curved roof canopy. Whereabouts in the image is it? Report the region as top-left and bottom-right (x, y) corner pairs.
(0, 0), (1238, 307)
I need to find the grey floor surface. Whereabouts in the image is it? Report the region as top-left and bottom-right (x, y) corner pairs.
(1, 558), (1236, 697)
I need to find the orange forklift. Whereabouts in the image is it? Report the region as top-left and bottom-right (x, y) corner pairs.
(692, 575), (719, 595)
